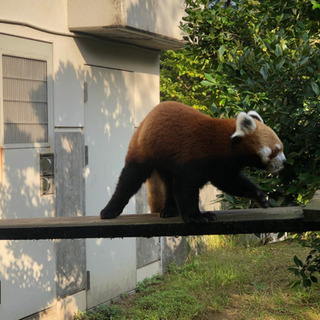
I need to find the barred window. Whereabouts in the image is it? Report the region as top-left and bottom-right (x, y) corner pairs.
(2, 55), (48, 144)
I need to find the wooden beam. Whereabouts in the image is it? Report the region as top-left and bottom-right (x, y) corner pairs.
(0, 206), (319, 240)
(0, 190), (318, 240)
(303, 190), (320, 221)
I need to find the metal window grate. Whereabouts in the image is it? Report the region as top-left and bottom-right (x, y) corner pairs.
(2, 55), (48, 144)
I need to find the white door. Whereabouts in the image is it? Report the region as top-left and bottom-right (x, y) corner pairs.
(84, 65), (137, 307)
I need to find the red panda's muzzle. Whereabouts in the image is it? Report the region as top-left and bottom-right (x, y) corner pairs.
(266, 152), (286, 173)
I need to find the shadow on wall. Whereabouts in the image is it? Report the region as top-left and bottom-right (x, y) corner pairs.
(0, 51), (136, 318)
(126, 0), (157, 32)
(162, 236), (189, 271)
(126, 0), (185, 39)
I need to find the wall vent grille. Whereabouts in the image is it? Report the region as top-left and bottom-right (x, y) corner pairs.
(2, 55), (48, 144)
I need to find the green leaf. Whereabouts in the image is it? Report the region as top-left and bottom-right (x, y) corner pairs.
(311, 276), (318, 283)
(276, 58), (286, 70)
(219, 98), (226, 106)
(300, 57), (309, 66)
(275, 44), (282, 57)
(204, 73), (215, 82)
(294, 255), (303, 268)
(300, 269), (307, 279)
(201, 80), (213, 87)
(307, 265), (318, 272)
(218, 45), (226, 57)
(225, 194), (235, 204)
(275, 14), (284, 23)
(311, 82), (320, 95)
(260, 66), (268, 80)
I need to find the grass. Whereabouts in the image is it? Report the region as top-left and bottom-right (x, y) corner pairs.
(74, 238), (320, 320)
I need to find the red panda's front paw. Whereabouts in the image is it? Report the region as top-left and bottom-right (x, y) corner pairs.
(255, 191), (269, 208)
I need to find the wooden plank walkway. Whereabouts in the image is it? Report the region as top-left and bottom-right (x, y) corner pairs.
(0, 206), (315, 240)
(0, 191), (319, 240)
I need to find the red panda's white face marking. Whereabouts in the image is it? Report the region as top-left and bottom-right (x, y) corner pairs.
(259, 144), (286, 173)
(232, 110), (286, 173)
(259, 146), (272, 163)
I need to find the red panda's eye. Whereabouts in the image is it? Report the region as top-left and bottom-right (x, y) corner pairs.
(273, 146), (281, 156)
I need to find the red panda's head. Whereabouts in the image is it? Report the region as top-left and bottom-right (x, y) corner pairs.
(231, 111), (286, 173)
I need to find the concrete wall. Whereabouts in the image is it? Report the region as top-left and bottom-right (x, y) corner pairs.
(68, 0), (185, 49)
(68, 0), (185, 39)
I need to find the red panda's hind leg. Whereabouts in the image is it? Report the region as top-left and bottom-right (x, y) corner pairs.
(100, 161), (153, 219)
(147, 171), (179, 218)
(160, 175), (180, 218)
(146, 171), (166, 213)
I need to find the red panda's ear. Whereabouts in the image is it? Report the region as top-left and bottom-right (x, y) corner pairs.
(247, 111), (264, 123)
(231, 112), (257, 139)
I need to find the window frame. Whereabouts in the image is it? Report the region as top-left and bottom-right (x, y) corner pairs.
(0, 35), (53, 149)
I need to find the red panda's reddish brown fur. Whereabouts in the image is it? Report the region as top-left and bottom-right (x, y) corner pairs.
(126, 101), (236, 164)
(100, 101), (285, 223)
(126, 102), (281, 165)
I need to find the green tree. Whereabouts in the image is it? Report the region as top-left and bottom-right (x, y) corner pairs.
(161, 0), (320, 206)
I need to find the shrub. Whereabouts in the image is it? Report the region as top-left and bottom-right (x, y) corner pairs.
(161, 0), (320, 206)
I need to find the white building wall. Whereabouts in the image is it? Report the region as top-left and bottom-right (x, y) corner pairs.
(0, 0), (71, 35)
(0, 0), (184, 318)
(0, 33), (57, 320)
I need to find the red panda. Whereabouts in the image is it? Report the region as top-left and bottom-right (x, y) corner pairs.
(100, 101), (286, 223)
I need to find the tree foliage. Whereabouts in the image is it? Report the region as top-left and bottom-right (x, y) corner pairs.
(160, 0), (320, 206)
